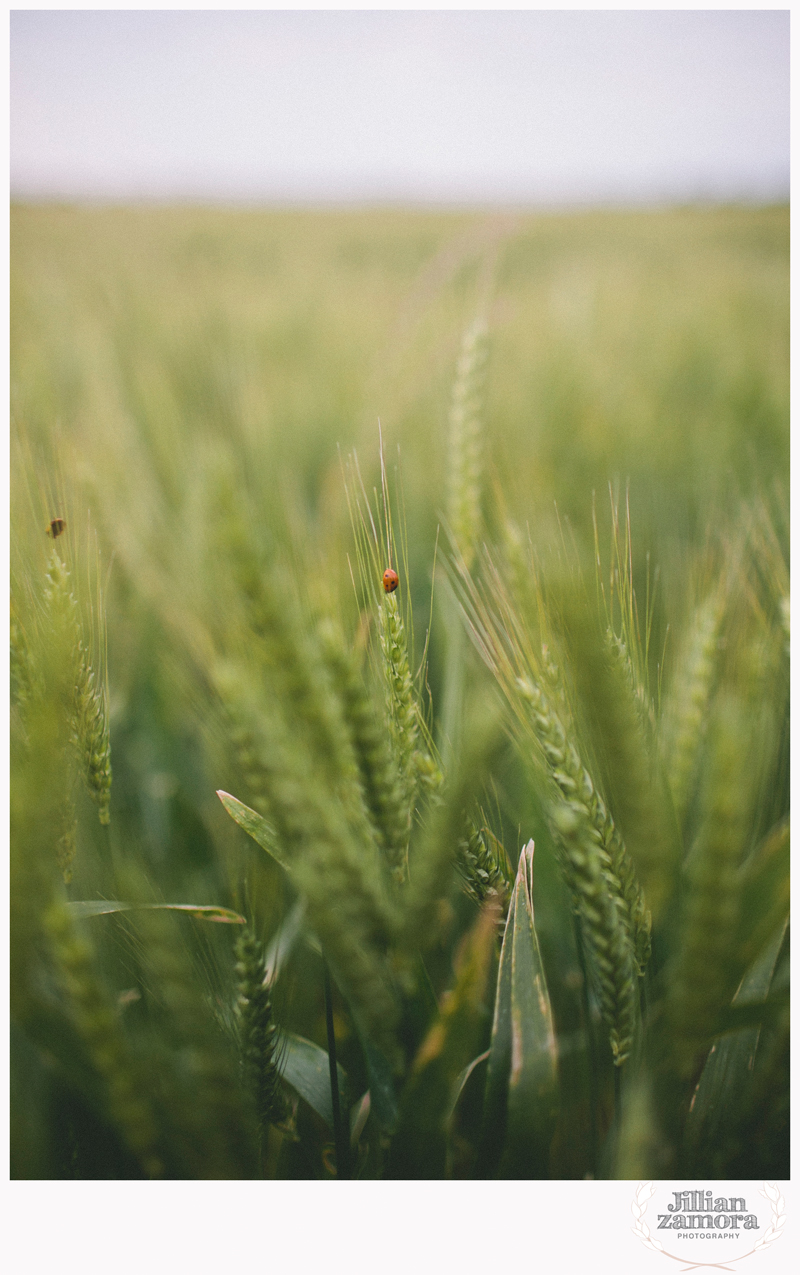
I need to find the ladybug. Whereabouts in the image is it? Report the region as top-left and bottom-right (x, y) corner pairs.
(46, 518), (66, 539)
(382, 567), (399, 593)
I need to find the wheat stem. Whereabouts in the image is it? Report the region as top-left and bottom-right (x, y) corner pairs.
(323, 957), (350, 1179)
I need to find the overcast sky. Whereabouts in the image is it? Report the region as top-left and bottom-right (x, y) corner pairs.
(10, 9), (790, 206)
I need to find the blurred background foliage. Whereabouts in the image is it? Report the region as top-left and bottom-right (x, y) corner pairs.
(10, 203), (788, 1178)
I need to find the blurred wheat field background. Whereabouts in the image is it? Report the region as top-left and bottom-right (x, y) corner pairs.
(10, 202), (789, 1180)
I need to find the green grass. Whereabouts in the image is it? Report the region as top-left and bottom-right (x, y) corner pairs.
(10, 202), (789, 1179)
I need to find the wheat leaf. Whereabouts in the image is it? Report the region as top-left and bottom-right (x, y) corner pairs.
(68, 900), (246, 924)
(216, 789), (290, 873)
(478, 840), (559, 1178)
(264, 898), (307, 983)
(734, 818), (789, 972)
(682, 918), (788, 1172)
(278, 1031), (348, 1131)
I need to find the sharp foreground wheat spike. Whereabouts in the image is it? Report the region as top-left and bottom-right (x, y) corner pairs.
(516, 674), (651, 978)
(453, 551), (647, 1058)
(446, 317), (488, 571)
(44, 902), (164, 1178)
(550, 803), (639, 1066)
(235, 928), (286, 1137)
(666, 693), (751, 1076)
(378, 590), (442, 846)
(344, 442), (442, 807)
(661, 590), (725, 830)
(378, 589), (420, 793)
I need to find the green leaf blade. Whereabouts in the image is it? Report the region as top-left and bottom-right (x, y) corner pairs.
(735, 818), (789, 973)
(278, 1032), (348, 1132)
(478, 840), (559, 1178)
(216, 790), (290, 873)
(68, 901), (246, 924)
(682, 918), (788, 1173)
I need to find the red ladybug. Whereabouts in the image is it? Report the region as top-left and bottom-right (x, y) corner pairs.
(382, 567), (399, 593)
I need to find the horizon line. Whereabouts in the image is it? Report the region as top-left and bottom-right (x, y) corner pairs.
(10, 192), (790, 215)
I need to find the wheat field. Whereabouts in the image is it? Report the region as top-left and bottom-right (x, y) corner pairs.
(10, 202), (789, 1179)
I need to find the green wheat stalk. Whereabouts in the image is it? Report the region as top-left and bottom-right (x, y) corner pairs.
(456, 553), (646, 1062)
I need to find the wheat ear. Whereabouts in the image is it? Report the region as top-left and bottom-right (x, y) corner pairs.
(569, 620), (676, 924)
(43, 550), (112, 826)
(456, 823), (512, 909)
(453, 556), (646, 1055)
(515, 673), (641, 1063)
(550, 802), (639, 1066)
(319, 621), (409, 881)
(666, 693), (750, 1076)
(235, 928), (286, 1136)
(378, 590), (442, 831)
(446, 316), (489, 571)
(661, 591), (724, 829)
(517, 674), (651, 977)
(74, 654), (112, 824)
